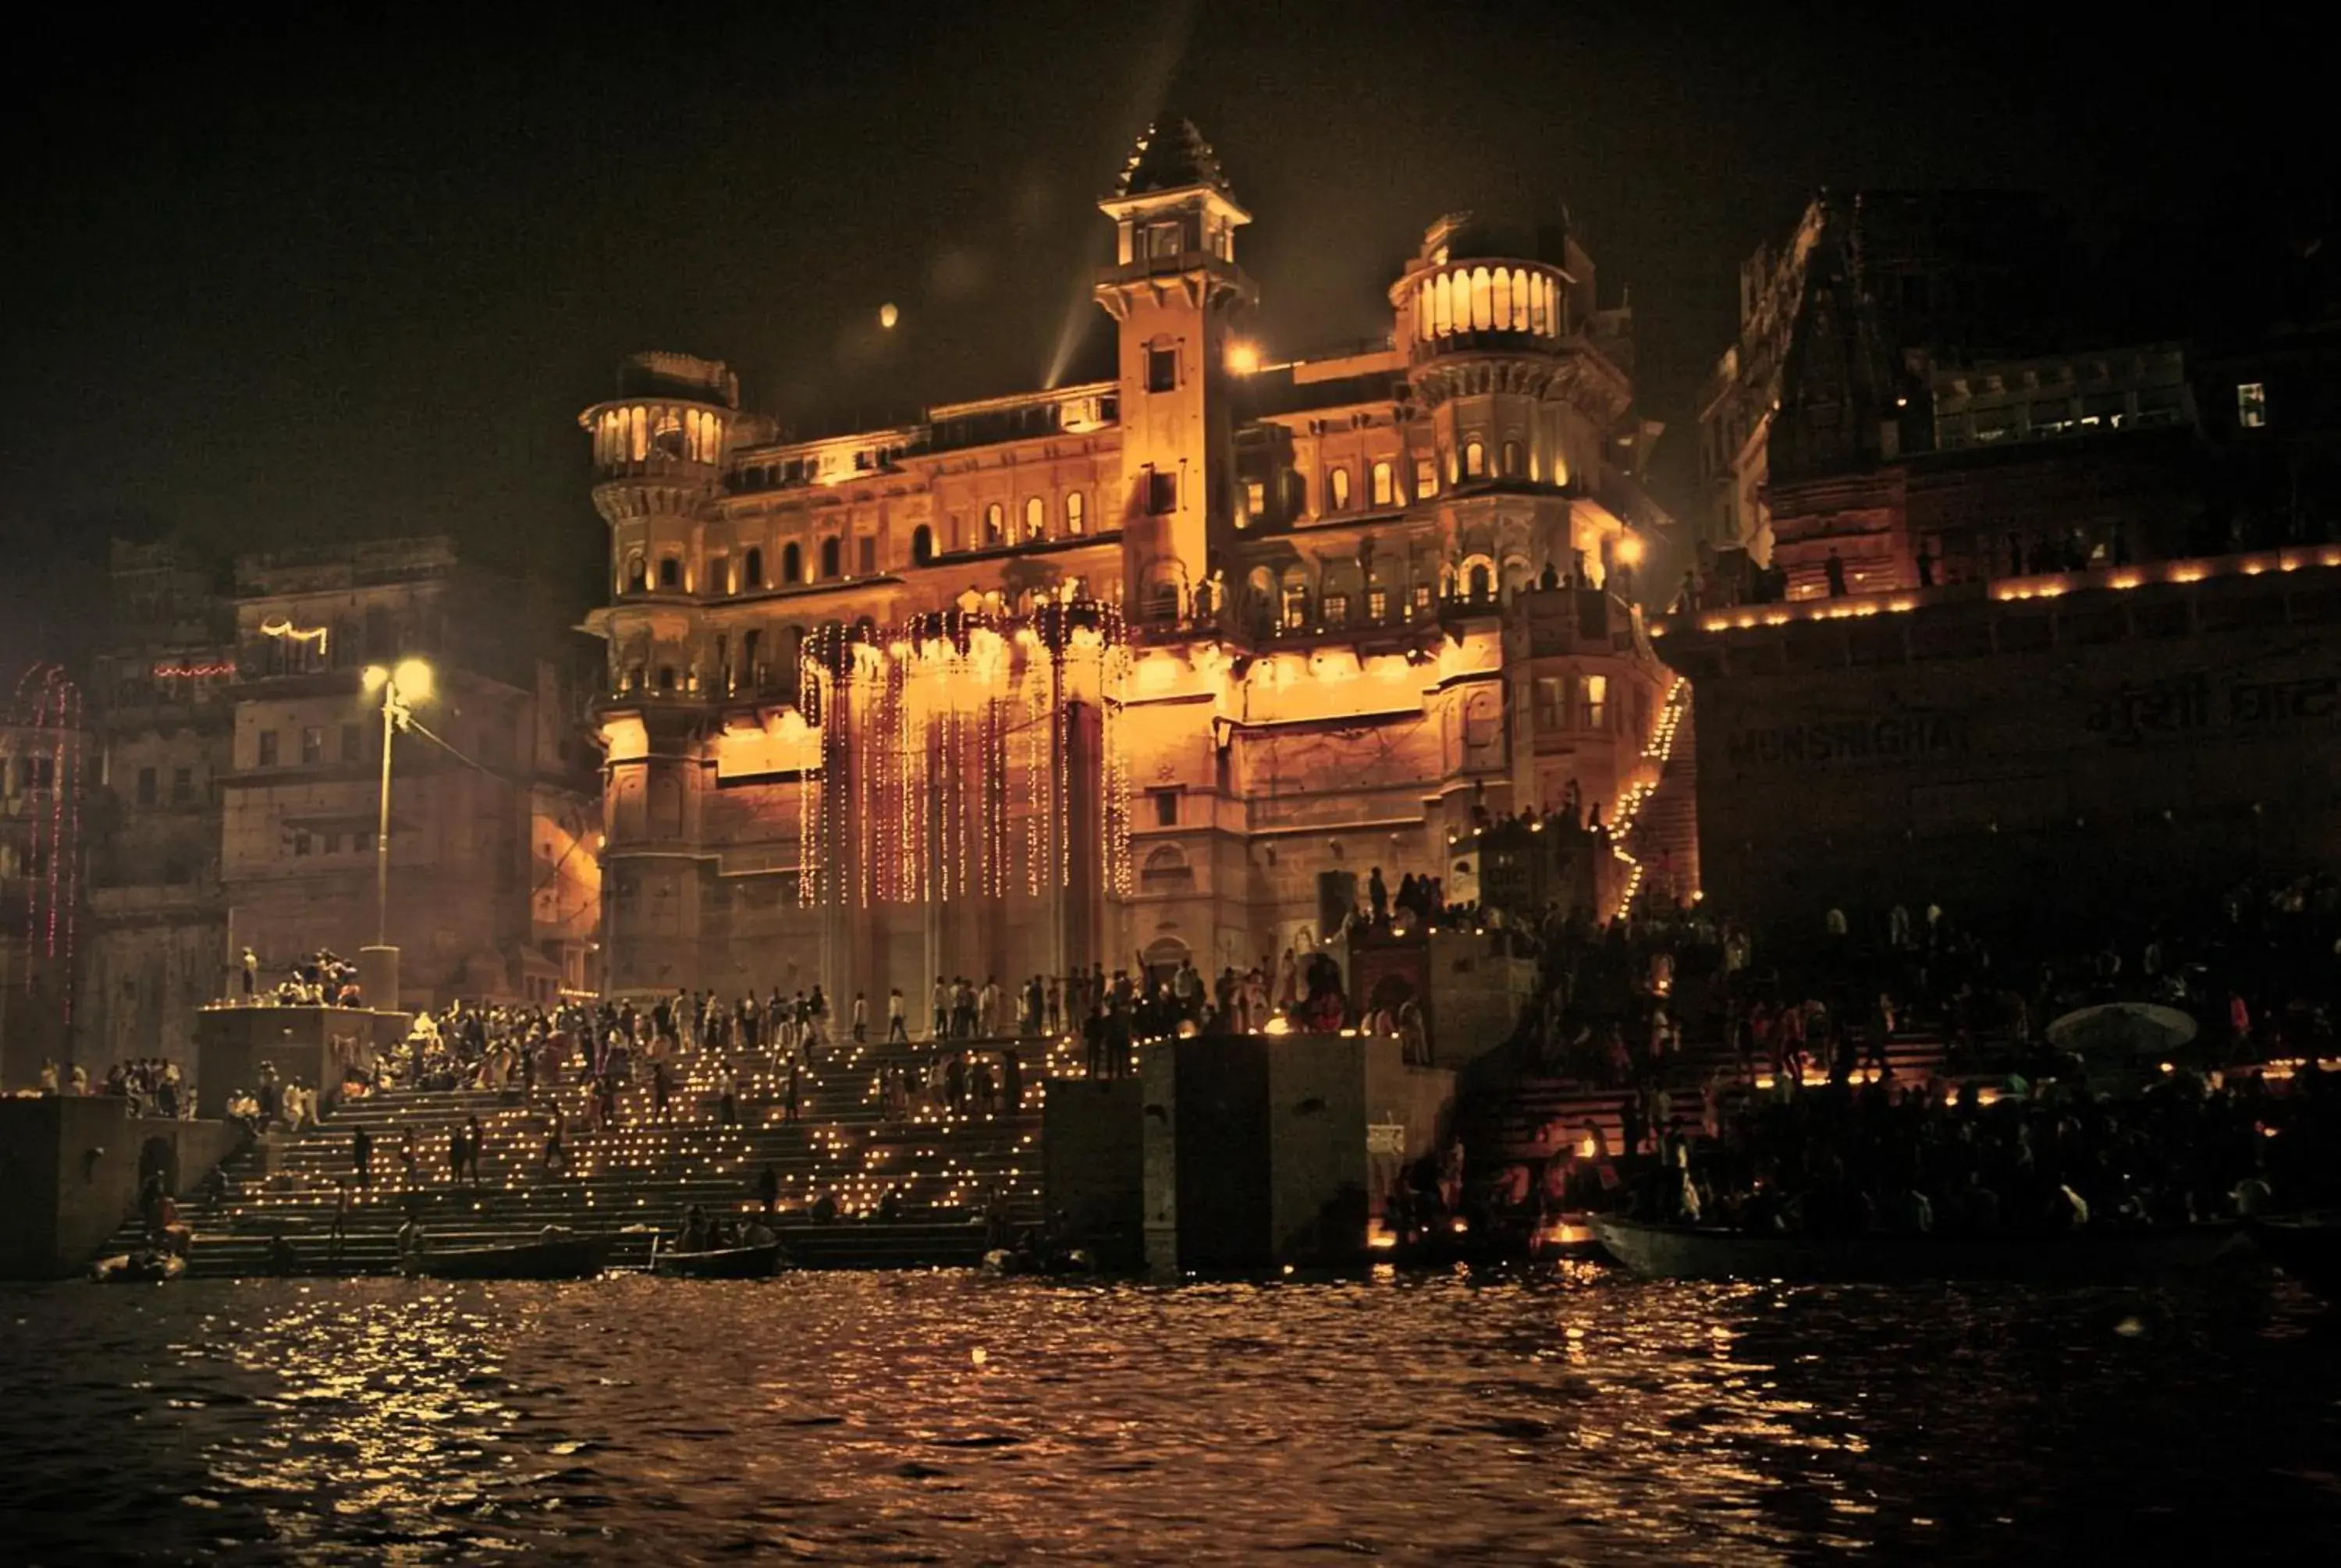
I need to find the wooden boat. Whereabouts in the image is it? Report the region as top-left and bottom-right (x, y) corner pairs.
(1593, 1215), (2247, 1285)
(980, 1247), (1095, 1278)
(91, 1250), (186, 1284)
(2250, 1216), (2341, 1300)
(650, 1240), (787, 1279)
(414, 1234), (609, 1281)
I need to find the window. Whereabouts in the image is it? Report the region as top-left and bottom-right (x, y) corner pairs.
(782, 542), (803, 584)
(911, 524), (934, 566)
(1464, 439), (1487, 478)
(1024, 496), (1046, 540)
(1468, 562), (1494, 601)
(857, 537), (876, 576)
(1415, 457), (1439, 498)
(1535, 677), (1565, 730)
(1410, 584), (1433, 619)
(1584, 674), (1609, 729)
(1328, 467), (1352, 510)
(171, 767), (193, 805)
(1146, 345), (1178, 394)
(819, 537), (841, 578)
(338, 723), (361, 763)
(1147, 221), (1181, 259)
(1323, 592), (1350, 625)
(293, 830), (311, 857)
(744, 547), (764, 587)
(2239, 381), (2268, 429)
(356, 830), (373, 853)
(1281, 581), (1309, 630)
(659, 557), (681, 588)
(1371, 461), (1394, 506)
(1501, 440), (1522, 477)
(1150, 788), (1179, 827)
(300, 726), (324, 764)
(626, 555), (648, 594)
(135, 767), (157, 807)
(1146, 469), (1178, 515)
(324, 832), (343, 854)
(1064, 491), (1085, 535)
(983, 502), (1004, 545)
(258, 731), (279, 768)
(1366, 587), (1388, 623)
(1244, 479), (1266, 518)
(743, 630), (763, 683)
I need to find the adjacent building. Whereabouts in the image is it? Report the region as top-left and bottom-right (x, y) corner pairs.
(584, 120), (1687, 1007)
(0, 666), (89, 1086)
(1670, 194), (2341, 940)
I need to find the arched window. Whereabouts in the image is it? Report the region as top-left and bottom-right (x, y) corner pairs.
(1328, 466), (1352, 511)
(1531, 274), (1548, 336)
(1417, 280), (1433, 340)
(625, 553), (647, 594)
(782, 542), (803, 584)
(1501, 440), (1523, 477)
(819, 537), (841, 579)
(1370, 460), (1394, 506)
(983, 502), (1004, 545)
(1494, 268), (1514, 332)
(1140, 843), (1194, 890)
(659, 556), (681, 589)
(1064, 491), (1085, 534)
(743, 547), (764, 588)
(1464, 439), (1487, 478)
(1149, 578), (1181, 623)
(911, 524), (934, 566)
(629, 406), (648, 462)
(1469, 562), (1494, 601)
(1470, 266), (1494, 331)
(1434, 271), (1454, 336)
(1024, 495), (1046, 540)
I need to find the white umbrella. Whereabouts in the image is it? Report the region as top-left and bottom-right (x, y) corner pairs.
(2046, 1002), (2198, 1059)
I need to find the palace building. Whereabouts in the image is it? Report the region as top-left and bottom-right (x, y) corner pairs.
(584, 121), (1686, 1004)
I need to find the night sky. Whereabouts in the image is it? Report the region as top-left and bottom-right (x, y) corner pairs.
(2, 4), (2325, 622)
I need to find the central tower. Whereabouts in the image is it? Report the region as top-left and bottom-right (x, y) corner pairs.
(1094, 119), (1256, 624)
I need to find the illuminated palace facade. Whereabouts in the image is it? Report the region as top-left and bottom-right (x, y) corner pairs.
(584, 122), (1678, 1003)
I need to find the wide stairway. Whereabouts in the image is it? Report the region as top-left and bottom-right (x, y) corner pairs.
(126, 1031), (1081, 1277)
(1457, 1025), (1957, 1179)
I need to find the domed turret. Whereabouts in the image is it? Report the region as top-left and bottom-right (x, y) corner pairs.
(581, 352), (739, 600)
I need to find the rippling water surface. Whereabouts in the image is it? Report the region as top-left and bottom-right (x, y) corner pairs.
(2, 1268), (2336, 1565)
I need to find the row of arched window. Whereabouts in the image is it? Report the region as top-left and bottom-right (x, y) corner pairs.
(591, 404), (725, 467)
(1415, 264), (1561, 341)
(974, 491), (1087, 548)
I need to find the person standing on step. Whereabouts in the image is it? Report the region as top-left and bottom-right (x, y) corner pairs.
(930, 976), (949, 1041)
(448, 1119), (471, 1190)
(717, 1059), (740, 1126)
(783, 1058), (801, 1123)
(652, 1055), (673, 1123)
(758, 1160), (780, 1217)
(1000, 1047), (1021, 1112)
(852, 992), (869, 1045)
(887, 987), (909, 1044)
(978, 976), (1001, 1038)
(463, 1114), (485, 1187)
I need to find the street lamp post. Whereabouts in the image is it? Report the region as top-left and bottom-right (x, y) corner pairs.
(361, 658), (432, 980)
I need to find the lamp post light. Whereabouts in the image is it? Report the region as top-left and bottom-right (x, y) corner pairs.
(361, 658), (433, 949)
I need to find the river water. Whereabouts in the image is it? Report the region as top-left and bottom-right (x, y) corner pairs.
(2, 1268), (2335, 1565)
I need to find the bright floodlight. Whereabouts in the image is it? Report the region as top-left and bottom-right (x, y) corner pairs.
(1616, 532), (1646, 566)
(1226, 339), (1261, 375)
(392, 658), (434, 701)
(362, 665), (389, 693)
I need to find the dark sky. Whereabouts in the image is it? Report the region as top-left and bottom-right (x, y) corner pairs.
(2, 3), (2325, 608)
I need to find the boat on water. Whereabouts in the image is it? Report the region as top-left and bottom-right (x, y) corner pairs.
(91, 1251), (186, 1284)
(980, 1247), (1095, 1278)
(410, 1234), (610, 1281)
(2250, 1216), (2341, 1301)
(650, 1240), (788, 1279)
(1592, 1215), (2247, 1285)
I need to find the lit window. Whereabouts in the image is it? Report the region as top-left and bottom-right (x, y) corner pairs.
(1501, 441), (1522, 477)
(1535, 676), (1565, 730)
(2238, 381), (2268, 429)
(1371, 461), (1394, 506)
(1464, 440), (1486, 478)
(1147, 345), (1178, 394)
(1415, 458), (1439, 498)
(1584, 675), (1609, 729)
(984, 502), (1004, 545)
(1245, 480), (1266, 518)
(1329, 467), (1352, 510)
(1147, 222), (1181, 259)
(1281, 582), (1309, 630)
(1323, 592), (1350, 625)
(1064, 491), (1086, 534)
(1366, 587), (1388, 622)
(1025, 496), (1046, 540)
(1410, 584), (1433, 619)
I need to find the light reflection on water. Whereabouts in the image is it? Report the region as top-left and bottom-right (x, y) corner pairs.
(2, 1269), (2336, 1565)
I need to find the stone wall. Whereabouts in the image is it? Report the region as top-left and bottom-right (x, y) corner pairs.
(190, 1004), (410, 1117)
(1041, 1077), (1145, 1269)
(0, 1098), (245, 1277)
